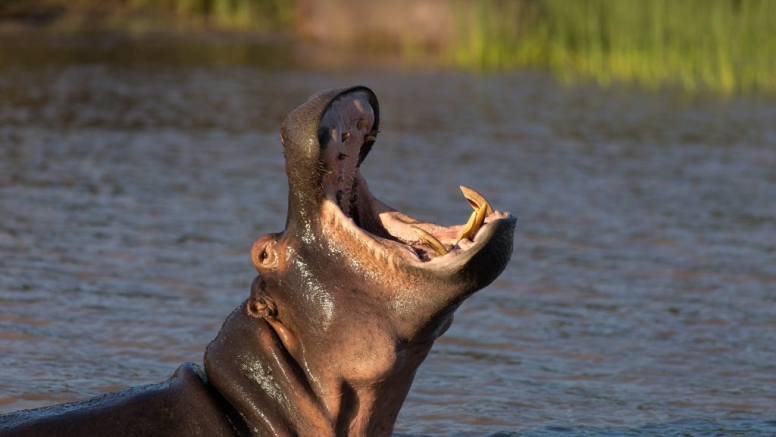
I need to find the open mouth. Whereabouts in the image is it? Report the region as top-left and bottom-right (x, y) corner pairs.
(317, 89), (510, 264)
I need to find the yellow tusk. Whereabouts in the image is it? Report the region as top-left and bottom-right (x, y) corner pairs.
(458, 186), (494, 240)
(472, 201), (488, 236)
(459, 203), (489, 241)
(411, 226), (449, 256)
(460, 186), (494, 216)
(459, 210), (478, 240)
(357, 119), (368, 130)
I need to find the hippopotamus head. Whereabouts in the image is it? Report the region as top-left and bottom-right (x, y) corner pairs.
(204, 86), (516, 436)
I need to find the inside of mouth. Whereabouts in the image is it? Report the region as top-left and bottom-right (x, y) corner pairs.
(318, 92), (468, 261)
(318, 93), (374, 227)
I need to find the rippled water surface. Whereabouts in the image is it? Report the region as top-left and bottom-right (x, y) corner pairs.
(1, 34), (775, 436)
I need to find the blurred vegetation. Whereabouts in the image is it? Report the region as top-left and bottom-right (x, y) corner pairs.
(0, 0), (294, 31)
(1, 0), (774, 94)
(452, 0), (776, 94)
(126, 0), (294, 31)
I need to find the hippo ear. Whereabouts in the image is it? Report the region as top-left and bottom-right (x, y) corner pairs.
(280, 86), (379, 229)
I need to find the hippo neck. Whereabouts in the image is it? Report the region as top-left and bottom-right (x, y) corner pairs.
(203, 303), (430, 437)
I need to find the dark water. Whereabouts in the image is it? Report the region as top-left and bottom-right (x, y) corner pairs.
(1, 34), (775, 436)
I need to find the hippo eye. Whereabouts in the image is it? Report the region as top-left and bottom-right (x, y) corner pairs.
(260, 250), (268, 262)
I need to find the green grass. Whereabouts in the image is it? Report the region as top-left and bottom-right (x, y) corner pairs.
(2, 0), (774, 94)
(125, 0), (295, 31)
(450, 0), (776, 95)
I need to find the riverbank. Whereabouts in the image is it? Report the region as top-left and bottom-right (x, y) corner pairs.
(1, 0), (774, 95)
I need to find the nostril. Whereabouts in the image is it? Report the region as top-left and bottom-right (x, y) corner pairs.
(258, 247), (276, 267)
(251, 235), (279, 271)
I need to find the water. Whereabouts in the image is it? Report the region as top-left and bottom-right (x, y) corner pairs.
(1, 34), (775, 436)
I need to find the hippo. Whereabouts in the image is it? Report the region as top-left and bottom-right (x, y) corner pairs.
(0, 86), (516, 437)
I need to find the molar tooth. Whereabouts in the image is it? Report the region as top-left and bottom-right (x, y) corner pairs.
(411, 226), (449, 256)
(364, 135), (377, 143)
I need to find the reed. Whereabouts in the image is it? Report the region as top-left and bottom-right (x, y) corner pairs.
(125, 0), (294, 31)
(3, 0), (774, 94)
(451, 0), (776, 94)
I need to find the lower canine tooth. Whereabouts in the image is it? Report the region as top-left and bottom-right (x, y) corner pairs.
(411, 226), (449, 256)
(458, 186), (494, 240)
(459, 203), (489, 241)
(460, 186), (494, 216)
(459, 210), (478, 240)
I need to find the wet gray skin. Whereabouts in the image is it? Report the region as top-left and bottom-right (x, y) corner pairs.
(0, 86), (516, 437)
